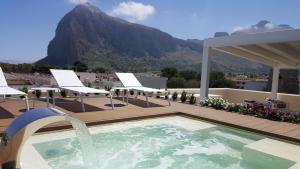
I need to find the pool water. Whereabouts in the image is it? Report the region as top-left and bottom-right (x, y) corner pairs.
(33, 118), (292, 169)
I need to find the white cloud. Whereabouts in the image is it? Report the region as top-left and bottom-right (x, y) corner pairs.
(109, 1), (155, 22)
(232, 21), (280, 33)
(233, 25), (251, 32)
(68, 0), (89, 5)
(265, 22), (276, 30)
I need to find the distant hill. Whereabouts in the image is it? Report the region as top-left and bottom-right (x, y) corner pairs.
(36, 3), (292, 73)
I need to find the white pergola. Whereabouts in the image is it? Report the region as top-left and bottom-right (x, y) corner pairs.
(200, 29), (300, 100)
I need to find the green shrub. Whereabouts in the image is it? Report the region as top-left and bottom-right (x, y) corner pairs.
(48, 90), (53, 98)
(19, 86), (28, 93)
(19, 86), (28, 98)
(172, 92), (178, 101)
(165, 95), (169, 100)
(87, 82), (92, 87)
(104, 85), (112, 91)
(180, 91), (188, 103)
(35, 90), (41, 98)
(60, 90), (67, 97)
(189, 94), (196, 104)
(115, 89), (120, 96)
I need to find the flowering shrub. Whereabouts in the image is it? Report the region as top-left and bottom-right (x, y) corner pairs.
(200, 98), (300, 124)
(200, 98), (227, 110)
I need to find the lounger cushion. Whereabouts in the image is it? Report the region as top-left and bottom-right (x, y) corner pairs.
(115, 73), (142, 87)
(50, 69), (84, 87)
(130, 86), (165, 93)
(0, 67), (8, 87)
(61, 87), (110, 94)
(0, 87), (26, 95)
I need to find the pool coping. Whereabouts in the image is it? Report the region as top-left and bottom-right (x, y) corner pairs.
(28, 111), (300, 145)
(23, 115), (300, 169)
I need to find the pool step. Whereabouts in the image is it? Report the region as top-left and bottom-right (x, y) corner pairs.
(242, 138), (300, 169)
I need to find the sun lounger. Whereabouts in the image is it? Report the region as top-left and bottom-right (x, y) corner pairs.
(50, 69), (114, 112)
(0, 67), (29, 111)
(115, 73), (170, 107)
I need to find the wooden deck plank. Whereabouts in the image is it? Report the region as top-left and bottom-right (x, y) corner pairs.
(0, 96), (299, 143)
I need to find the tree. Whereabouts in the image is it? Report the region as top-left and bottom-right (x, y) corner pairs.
(185, 80), (200, 88)
(32, 64), (54, 74)
(197, 73), (201, 80)
(93, 67), (106, 73)
(167, 77), (186, 88)
(73, 61), (88, 72)
(179, 70), (197, 80)
(209, 71), (235, 88)
(161, 67), (178, 79)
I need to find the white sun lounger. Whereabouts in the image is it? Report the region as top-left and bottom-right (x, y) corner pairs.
(115, 73), (171, 107)
(50, 69), (114, 112)
(0, 67), (29, 111)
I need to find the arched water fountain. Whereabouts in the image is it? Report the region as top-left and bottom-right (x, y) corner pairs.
(0, 108), (98, 169)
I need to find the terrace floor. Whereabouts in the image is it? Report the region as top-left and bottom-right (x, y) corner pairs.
(0, 96), (300, 143)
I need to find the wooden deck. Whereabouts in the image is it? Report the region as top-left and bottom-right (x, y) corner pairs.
(0, 96), (300, 143)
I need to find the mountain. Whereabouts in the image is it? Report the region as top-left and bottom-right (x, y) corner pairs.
(36, 3), (290, 73)
(37, 3), (203, 71)
(231, 20), (293, 35)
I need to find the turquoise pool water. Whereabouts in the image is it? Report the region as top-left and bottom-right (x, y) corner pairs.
(33, 120), (291, 169)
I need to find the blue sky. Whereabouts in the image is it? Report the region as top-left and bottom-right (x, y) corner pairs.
(0, 0), (300, 63)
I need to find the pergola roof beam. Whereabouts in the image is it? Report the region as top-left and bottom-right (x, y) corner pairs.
(232, 45), (298, 67)
(215, 47), (276, 67)
(204, 29), (300, 48)
(258, 43), (300, 63)
(288, 41), (300, 51)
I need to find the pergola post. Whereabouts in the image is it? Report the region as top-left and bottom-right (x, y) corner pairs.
(271, 66), (280, 100)
(200, 46), (212, 100)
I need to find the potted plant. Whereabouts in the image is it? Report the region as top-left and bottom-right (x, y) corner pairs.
(180, 91), (187, 103)
(19, 86), (28, 99)
(172, 92), (178, 101)
(60, 90), (67, 97)
(48, 90), (53, 98)
(35, 90), (41, 99)
(189, 94), (196, 104)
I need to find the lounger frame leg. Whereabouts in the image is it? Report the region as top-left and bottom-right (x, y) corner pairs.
(25, 95), (29, 111)
(145, 92), (149, 107)
(79, 93), (85, 112)
(126, 90), (129, 106)
(46, 92), (50, 107)
(109, 93), (114, 109)
(122, 90), (125, 103)
(53, 94), (56, 107)
(167, 92), (171, 106)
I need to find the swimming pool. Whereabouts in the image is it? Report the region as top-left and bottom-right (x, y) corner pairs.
(20, 116), (300, 169)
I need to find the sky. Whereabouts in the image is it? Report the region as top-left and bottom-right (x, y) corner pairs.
(0, 0), (300, 63)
